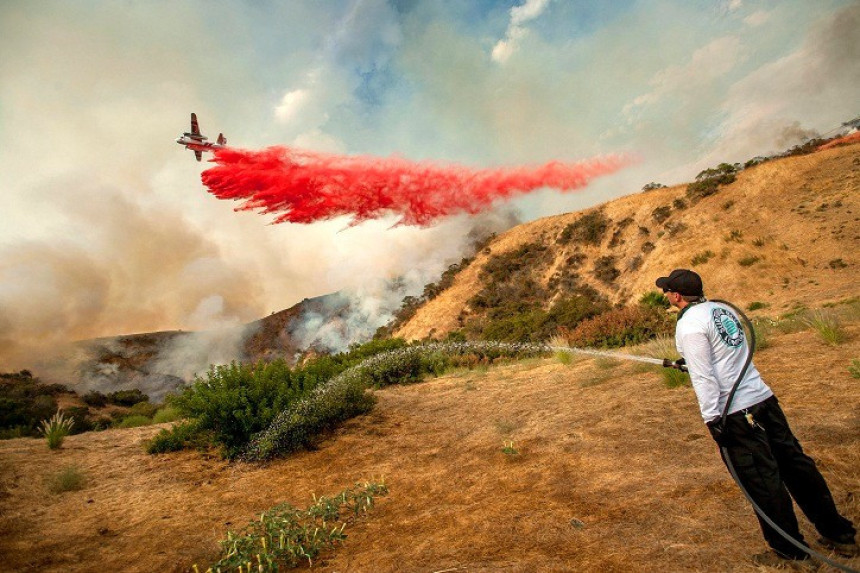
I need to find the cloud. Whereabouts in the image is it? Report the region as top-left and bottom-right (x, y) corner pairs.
(743, 10), (772, 27)
(687, 2), (860, 171)
(492, 0), (552, 64)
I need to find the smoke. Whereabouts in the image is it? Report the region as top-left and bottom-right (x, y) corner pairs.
(290, 208), (521, 354)
(774, 121), (819, 149)
(201, 146), (632, 226)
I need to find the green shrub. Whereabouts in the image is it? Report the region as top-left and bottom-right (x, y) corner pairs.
(651, 205), (671, 224)
(116, 414), (152, 428)
(107, 389), (149, 407)
(673, 198), (687, 210)
(146, 420), (206, 454)
(639, 291), (670, 309)
(48, 465), (86, 494)
(829, 258), (848, 269)
(563, 305), (675, 348)
(40, 411), (74, 449)
(747, 301), (769, 311)
(0, 373), (62, 438)
(152, 405), (182, 424)
(206, 482), (387, 572)
(558, 211), (609, 245)
(849, 359), (860, 379)
(686, 163), (737, 202)
(129, 401), (159, 418)
(63, 406), (93, 434)
(82, 391), (107, 408)
(593, 255), (620, 284)
(691, 250), (715, 265)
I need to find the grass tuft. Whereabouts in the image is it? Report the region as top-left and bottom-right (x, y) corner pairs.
(48, 465), (86, 494)
(662, 368), (690, 389)
(804, 310), (846, 346)
(40, 411), (74, 450)
(849, 359), (860, 379)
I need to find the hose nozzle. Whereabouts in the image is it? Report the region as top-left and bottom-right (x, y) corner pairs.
(663, 358), (688, 372)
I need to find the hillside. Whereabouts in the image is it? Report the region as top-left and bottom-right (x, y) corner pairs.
(395, 143), (859, 341)
(64, 292), (352, 399)
(0, 320), (857, 572)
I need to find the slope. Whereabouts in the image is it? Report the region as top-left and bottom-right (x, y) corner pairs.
(0, 321), (857, 572)
(395, 143), (859, 341)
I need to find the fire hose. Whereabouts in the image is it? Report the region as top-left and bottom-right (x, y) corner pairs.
(664, 299), (857, 572)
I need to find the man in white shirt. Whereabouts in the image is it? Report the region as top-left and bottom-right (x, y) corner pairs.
(656, 269), (857, 566)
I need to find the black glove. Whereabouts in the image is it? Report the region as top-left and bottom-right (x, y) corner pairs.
(706, 418), (731, 447)
(674, 358), (688, 372)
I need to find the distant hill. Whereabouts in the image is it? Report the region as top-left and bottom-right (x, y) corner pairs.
(69, 292), (353, 399)
(395, 143), (859, 341)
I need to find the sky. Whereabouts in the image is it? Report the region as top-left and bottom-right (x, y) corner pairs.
(0, 0), (858, 371)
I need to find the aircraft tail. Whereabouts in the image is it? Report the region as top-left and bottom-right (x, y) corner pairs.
(217, 133), (226, 145)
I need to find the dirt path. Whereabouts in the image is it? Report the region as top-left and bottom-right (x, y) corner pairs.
(1, 325), (858, 572)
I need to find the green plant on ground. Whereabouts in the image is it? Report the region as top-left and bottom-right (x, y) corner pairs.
(639, 291), (670, 309)
(752, 237), (766, 247)
(204, 482), (388, 572)
(594, 357), (620, 370)
(748, 301), (769, 311)
(691, 250), (715, 265)
(738, 255), (761, 267)
(146, 420), (208, 454)
(724, 229), (743, 243)
(557, 210), (609, 245)
(501, 441), (519, 455)
(752, 320), (771, 351)
(662, 368), (690, 389)
(40, 411), (74, 450)
(829, 258), (848, 269)
(848, 359), (860, 379)
(116, 414), (152, 428)
(805, 311), (846, 346)
(152, 405), (182, 424)
(129, 401), (158, 418)
(48, 465), (86, 494)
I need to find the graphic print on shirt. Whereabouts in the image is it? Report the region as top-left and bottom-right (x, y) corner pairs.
(712, 307), (744, 348)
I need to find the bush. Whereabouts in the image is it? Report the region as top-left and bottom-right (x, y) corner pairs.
(662, 368), (690, 388)
(686, 163), (737, 203)
(849, 359), (860, 379)
(152, 405), (182, 424)
(558, 211), (609, 246)
(116, 414), (152, 428)
(804, 311), (845, 346)
(640, 291), (670, 309)
(82, 391), (107, 408)
(63, 406), (93, 434)
(0, 374), (62, 438)
(738, 255), (761, 267)
(747, 301), (769, 311)
(642, 182), (666, 191)
(651, 206), (671, 224)
(593, 256), (620, 284)
(48, 465), (86, 494)
(107, 389), (149, 407)
(146, 420), (207, 454)
(129, 401), (159, 418)
(563, 305), (675, 348)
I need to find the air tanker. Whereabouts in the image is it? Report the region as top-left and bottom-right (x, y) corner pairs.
(175, 113), (226, 161)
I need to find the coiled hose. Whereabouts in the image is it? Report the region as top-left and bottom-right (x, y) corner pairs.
(712, 299), (857, 572)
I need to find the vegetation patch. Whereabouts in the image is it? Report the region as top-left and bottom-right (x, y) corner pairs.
(686, 163), (737, 202)
(593, 256), (620, 284)
(691, 250), (715, 265)
(557, 211), (609, 246)
(651, 205), (671, 224)
(738, 255), (762, 267)
(204, 482), (388, 572)
(47, 465), (87, 494)
(41, 411), (74, 450)
(561, 305), (675, 348)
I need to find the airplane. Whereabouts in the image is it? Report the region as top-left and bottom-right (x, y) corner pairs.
(175, 113), (226, 161)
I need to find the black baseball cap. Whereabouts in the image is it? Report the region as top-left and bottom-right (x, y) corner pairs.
(655, 269), (704, 296)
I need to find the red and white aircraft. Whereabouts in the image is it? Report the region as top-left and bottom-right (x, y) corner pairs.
(175, 113), (226, 161)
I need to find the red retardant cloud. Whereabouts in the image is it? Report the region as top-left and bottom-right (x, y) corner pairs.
(201, 146), (633, 226)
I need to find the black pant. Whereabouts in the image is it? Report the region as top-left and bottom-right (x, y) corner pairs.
(718, 395), (856, 559)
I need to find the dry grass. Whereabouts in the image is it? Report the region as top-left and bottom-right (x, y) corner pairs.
(1, 323), (858, 572)
(396, 144), (860, 341)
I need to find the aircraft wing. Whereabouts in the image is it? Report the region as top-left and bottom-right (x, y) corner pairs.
(195, 150), (202, 162)
(191, 113), (200, 136)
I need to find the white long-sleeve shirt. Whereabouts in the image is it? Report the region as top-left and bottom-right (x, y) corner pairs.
(675, 300), (773, 422)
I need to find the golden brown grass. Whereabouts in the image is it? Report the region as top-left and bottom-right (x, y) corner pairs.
(0, 323), (857, 572)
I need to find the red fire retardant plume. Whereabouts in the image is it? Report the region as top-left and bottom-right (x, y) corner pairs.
(201, 146), (633, 226)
